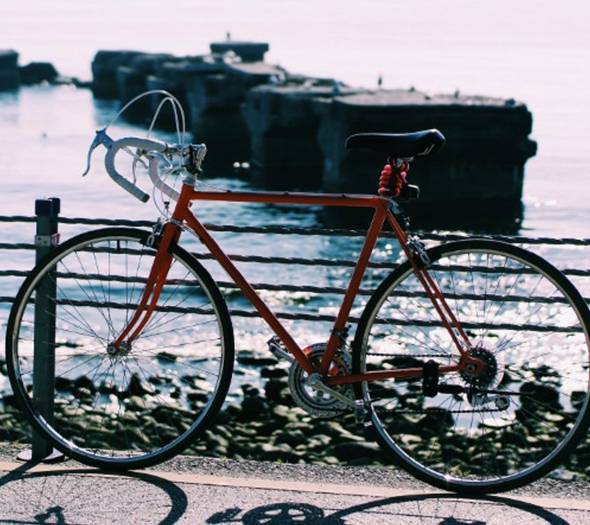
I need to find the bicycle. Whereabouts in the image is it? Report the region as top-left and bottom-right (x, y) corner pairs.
(5, 92), (590, 495)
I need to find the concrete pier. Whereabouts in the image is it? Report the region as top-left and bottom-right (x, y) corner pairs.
(88, 43), (537, 225)
(209, 40), (269, 63)
(145, 57), (227, 130)
(18, 62), (58, 85)
(115, 53), (174, 121)
(91, 50), (147, 98)
(243, 80), (364, 188)
(185, 61), (286, 167)
(314, 89), (536, 225)
(0, 50), (19, 91)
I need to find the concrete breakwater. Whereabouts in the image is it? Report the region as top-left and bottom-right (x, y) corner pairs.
(89, 40), (537, 221)
(2, 42), (537, 224)
(0, 49), (79, 89)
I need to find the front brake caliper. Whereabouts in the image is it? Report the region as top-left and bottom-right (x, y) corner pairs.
(408, 236), (431, 269)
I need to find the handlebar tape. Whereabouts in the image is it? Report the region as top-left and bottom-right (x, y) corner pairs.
(104, 137), (167, 202)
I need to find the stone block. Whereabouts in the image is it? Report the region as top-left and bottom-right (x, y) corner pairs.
(0, 50), (19, 91)
(114, 53), (175, 122)
(185, 62), (285, 167)
(315, 89), (536, 226)
(19, 62), (58, 84)
(210, 41), (269, 62)
(91, 50), (146, 98)
(146, 57), (230, 130)
(242, 80), (364, 188)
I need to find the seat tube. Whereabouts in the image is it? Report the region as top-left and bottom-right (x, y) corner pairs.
(319, 204), (387, 375)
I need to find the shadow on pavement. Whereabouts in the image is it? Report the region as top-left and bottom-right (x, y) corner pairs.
(207, 492), (570, 525)
(0, 463), (188, 524)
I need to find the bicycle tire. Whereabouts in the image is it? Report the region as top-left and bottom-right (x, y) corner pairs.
(352, 239), (590, 494)
(6, 227), (234, 470)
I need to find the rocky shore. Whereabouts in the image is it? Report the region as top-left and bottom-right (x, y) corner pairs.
(1, 353), (588, 481)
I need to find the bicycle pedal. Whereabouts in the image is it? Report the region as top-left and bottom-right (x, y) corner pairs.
(354, 399), (372, 427)
(267, 336), (294, 363)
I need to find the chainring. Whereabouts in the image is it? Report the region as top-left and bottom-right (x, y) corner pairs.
(288, 343), (353, 418)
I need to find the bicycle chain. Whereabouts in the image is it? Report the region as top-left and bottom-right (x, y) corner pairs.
(367, 353), (508, 413)
(391, 407), (506, 414)
(368, 353), (453, 359)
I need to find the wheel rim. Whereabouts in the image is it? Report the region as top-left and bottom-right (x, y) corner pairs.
(8, 231), (229, 465)
(360, 244), (590, 488)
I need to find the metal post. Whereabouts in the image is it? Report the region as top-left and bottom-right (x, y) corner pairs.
(17, 198), (64, 463)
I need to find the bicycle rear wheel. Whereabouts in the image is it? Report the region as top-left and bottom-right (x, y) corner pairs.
(6, 227), (234, 470)
(353, 239), (590, 494)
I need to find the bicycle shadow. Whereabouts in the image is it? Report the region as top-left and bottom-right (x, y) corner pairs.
(0, 462), (188, 524)
(206, 492), (571, 525)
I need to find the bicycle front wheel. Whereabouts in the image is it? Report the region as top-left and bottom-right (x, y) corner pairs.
(353, 239), (590, 493)
(6, 227), (234, 470)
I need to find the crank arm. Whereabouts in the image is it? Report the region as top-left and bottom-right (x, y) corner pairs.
(306, 373), (356, 408)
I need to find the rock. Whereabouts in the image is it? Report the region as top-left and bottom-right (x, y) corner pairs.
(19, 62), (58, 84)
(270, 404), (293, 424)
(264, 379), (290, 403)
(205, 430), (230, 451)
(74, 375), (97, 394)
(241, 384), (260, 397)
(520, 382), (561, 409)
(54, 376), (76, 391)
(275, 428), (307, 448)
(327, 441), (382, 462)
(258, 442), (302, 462)
(261, 367), (288, 378)
(156, 351), (177, 363)
(127, 374), (156, 396)
(240, 394), (269, 418)
(0, 50), (19, 90)
(237, 351), (277, 367)
(209, 40), (269, 63)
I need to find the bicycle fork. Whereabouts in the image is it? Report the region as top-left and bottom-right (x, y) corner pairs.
(111, 221), (180, 352)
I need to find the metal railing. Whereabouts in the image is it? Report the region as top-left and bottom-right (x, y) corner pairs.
(3, 209), (590, 320)
(2, 199), (590, 460)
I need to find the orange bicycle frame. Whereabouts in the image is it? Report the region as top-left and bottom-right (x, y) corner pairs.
(116, 181), (476, 384)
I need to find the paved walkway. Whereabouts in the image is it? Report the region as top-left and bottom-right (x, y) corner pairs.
(0, 460), (588, 524)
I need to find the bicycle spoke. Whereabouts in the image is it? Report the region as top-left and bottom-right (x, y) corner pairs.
(359, 241), (590, 490)
(9, 230), (232, 467)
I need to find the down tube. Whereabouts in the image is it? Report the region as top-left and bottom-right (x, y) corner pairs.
(182, 212), (316, 374)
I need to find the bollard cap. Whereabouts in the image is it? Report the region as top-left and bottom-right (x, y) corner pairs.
(35, 198), (60, 217)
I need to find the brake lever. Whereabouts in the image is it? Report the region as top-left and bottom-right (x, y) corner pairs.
(82, 129), (113, 177)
